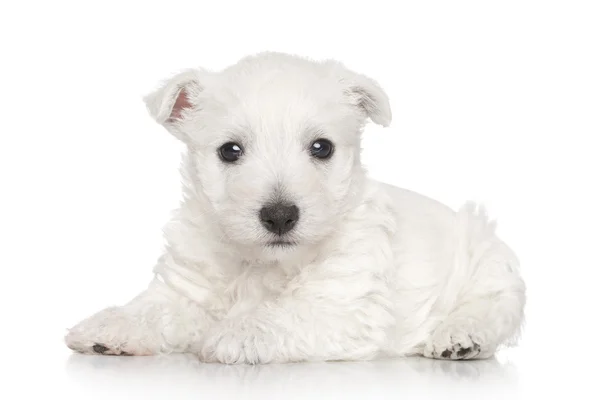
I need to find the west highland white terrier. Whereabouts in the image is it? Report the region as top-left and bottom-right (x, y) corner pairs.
(65, 52), (526, 364)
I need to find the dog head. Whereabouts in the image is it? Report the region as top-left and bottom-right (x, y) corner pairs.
(144, 52), (391, 256)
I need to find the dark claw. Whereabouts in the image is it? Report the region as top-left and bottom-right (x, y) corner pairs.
(92, 344), (110, 354)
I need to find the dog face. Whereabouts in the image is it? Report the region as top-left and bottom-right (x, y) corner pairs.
(145, 53), (391, 254)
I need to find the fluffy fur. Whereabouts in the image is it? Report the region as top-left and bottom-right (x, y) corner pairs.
(65, 52), (526, 364)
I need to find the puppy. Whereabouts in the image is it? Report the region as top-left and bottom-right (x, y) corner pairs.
(65, 52), (526, 364)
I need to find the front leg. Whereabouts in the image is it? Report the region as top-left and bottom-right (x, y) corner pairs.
(65, 277), (212, 356)
(200, 229), (396, 364)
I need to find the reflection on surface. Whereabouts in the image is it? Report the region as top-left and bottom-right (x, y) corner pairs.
(65, 353), (519, 399)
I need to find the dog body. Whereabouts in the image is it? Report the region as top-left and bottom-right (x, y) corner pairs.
(65, 53), (526, 363)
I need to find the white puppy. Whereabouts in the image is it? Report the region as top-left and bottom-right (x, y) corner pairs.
(65, 52), (526, 364)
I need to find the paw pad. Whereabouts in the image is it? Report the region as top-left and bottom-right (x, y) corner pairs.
(438, 342), (481, 360)
(92, 344), (109, 354)
(91, 343), (131, 356)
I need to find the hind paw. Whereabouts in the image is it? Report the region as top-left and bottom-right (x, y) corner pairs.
(424, 326), (485, 360)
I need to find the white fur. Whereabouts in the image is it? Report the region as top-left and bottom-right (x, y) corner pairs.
(65, 52), (526, 364)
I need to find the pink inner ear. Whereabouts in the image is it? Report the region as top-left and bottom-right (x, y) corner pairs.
(169, 88), (192, 121)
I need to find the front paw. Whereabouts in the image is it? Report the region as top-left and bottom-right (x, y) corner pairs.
(199, 317), (276, 365)
(65, 307), (156, 356)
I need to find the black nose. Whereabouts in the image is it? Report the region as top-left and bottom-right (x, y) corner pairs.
(259, 203), (299, 236)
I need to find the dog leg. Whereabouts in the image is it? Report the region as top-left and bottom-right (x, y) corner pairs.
(424, 285), (526, 361)
(423, 225), (526, 359)
(199, 225), (396, 364)
(423, 282), (525, 360)
(199, 278), (394, 364)
(419, 204), (526, 360)
(65, 277), (211, 356)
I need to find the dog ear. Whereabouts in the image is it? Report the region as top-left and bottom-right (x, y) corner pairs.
(336, 66), (392, 127)
(143, 69), (207, 141)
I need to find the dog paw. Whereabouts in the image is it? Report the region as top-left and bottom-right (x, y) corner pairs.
(424, 326), (483, 360)
(199, 317), (276, 364)
(84, 343), (132, 356)
(65, 307), (156, 356)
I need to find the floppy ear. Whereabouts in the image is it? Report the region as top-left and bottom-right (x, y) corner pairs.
(335, 66), (392, 127)
(143, 69), (206, 141)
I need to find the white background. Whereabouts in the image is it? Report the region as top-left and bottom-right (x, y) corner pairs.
(1, 1), (599, 399)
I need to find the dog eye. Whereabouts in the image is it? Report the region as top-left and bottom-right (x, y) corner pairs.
(219, 142), (243, 163)
(309, 139), (334, 160)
